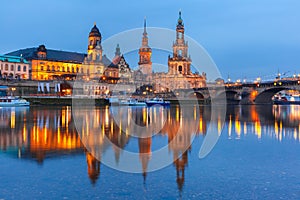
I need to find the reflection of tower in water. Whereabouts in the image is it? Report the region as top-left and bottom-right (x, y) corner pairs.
(139, 137), (152, 182)
(86, 151), (100, 185)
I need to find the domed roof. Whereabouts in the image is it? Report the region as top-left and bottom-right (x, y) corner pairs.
(89, 24), (101, 38)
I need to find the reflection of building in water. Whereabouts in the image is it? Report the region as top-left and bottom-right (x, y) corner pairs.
(139, 137), (152, 181)
(0, 107), (83, 161)
(86, 151), (101, 185)
(160, 105), (200, 191)
(225, 105), (300, 142)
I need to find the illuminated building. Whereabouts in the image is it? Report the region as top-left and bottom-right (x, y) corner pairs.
(111, 44), (132, 84)
(6, 44), (85, 80)
(138, 18), (152, 81)
(82, 24), (112, 80)
(152, 11), (206, 91)
(0, 54), (29, 79)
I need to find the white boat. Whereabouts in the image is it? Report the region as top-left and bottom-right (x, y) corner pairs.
(118, 98), (146, 106)
(146, 98), (170, 107)
(0, 96), (30, 107)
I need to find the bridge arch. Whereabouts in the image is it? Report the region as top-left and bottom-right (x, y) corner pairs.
(216, 90), (238, 100)
(254, 87), (290, 104)
(186, 91), (205, 99)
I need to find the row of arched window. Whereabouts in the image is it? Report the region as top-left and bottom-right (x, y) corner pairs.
(0, 63), (27, 72)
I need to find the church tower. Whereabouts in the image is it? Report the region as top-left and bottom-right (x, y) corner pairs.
(168, 11), (191, 75)
(138, 18), (152, 76)
(88, 23), (102, 55)
(82, 23), (105, 80)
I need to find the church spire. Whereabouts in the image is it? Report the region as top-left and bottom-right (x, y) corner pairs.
(143, 17), (147, 35)
(115, 44), (121, 56)
(142, 17), (149, 47)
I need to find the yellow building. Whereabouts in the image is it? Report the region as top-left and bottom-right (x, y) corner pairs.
(6, 44), (85, 80)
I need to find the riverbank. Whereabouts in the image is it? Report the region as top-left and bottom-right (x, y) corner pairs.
(22, 96), (241, 106)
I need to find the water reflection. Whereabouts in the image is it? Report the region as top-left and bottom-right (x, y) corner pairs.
(0, 105), (299, 190)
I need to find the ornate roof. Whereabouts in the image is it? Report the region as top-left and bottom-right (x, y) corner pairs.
(89, 24), (101, 38)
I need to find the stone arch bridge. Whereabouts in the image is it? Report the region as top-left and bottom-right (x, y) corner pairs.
(176, 79), (300, 104)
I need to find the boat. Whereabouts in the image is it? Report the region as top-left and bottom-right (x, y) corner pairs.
(128, 99), (146, 106)
(110, 97), (146, 106)
(273, 94), (300, 105)
(120, 98), (146, 106)
(0, 96), (30, 107)
(146, 98), (170, 107)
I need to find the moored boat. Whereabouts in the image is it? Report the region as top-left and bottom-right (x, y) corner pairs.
(273, 94), (300, 105)
(0, 96), (30, 107)
(146, 98), (170, 107)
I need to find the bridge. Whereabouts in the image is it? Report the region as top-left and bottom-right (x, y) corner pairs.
(178, 78), (300, 104)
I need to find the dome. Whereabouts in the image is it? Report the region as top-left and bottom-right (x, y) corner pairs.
(89, 24), (101, 38)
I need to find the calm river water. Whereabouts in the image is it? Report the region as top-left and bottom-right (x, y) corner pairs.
(0, 104), (299, 199)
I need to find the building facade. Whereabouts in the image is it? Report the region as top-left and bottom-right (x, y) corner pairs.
(138, 19), (152, 81)
(6, 45), (85, 80)
(152, 11), (206, 92)
(82, 24), (111, 80)
(0, 55), (30, 79)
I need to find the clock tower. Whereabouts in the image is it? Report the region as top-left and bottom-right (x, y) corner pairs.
(138, 18), (152, 77)
(168, 11), (191, 75)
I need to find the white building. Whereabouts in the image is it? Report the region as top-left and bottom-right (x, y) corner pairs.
(0, 55), (30, 79)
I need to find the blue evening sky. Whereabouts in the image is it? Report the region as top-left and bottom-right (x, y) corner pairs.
(1, 0), (300, 81)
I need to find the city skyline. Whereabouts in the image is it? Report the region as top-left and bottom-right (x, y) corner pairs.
(1, 0), (300, 80)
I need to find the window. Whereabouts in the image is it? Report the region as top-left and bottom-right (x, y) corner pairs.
(10, 65), (14, 71)
(77, 67), (79, 73)
(5, 64), (8, 71)
(23, 66), (27, 72)
(47, 65), (50, 71)
(52, 66), (55, 71)
(178, 65), (182, 73)
(178, 50), (182, 57)
(67, 67), (70, 72)
(0, 64), (2, 70)
(178, 32), (182, 39)
(40, 66), (44, 71)
(18, 65), (21, 71)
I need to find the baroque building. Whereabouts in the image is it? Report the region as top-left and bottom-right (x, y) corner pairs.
(138, 19), (152, 82)
(82, 24), (111, 81)
(152, 11), (206, 92)
(0, 55), (30, 79)
(6, 44), (85, 80)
